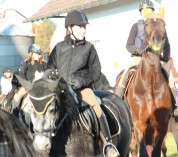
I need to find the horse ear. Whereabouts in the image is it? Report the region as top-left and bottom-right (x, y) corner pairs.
(159, 5), (164, 17)
(48, 79), (60, 92)
(142, 4), (151, 18)
(15, 74), (32, 90)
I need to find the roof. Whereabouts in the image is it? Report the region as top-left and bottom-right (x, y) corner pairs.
(25, 0), (119, 22)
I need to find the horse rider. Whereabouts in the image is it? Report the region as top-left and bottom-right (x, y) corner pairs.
(0, 67), (13, 106)
(44, 9), (119, 156)
(115, 0), (171, 98)
(11, 44), (47, 114)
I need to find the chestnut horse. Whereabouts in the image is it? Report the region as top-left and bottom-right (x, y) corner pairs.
(115, 6), (171, 157)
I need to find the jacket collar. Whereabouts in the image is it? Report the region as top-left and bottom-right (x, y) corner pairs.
(66, 36), (86, 46)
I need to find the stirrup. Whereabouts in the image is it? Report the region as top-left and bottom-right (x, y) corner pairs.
(103, 142), (120, 157)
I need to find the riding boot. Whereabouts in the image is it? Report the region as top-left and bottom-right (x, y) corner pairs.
(115, 85), (125, 99)
(98, 113), (120, 157)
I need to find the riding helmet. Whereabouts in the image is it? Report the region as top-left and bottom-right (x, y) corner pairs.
(3, 67), (11, 73)
(139, 0), (155, 12)
(65, 9), (89, 28)
(28, 44), (43, 54)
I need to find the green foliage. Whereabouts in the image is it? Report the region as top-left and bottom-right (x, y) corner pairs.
(34, 19), (56, 53)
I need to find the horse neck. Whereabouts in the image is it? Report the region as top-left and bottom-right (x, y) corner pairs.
(138, 51), (163, 84)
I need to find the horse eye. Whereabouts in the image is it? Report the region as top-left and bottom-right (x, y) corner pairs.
(50, 108), (55, 113)
(48, 106), (56, 114)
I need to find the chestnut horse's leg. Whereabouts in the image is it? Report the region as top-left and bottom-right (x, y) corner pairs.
(130, 128), (138, 157)
(151, 110), (170, 157)
(161, 140), (167, 157)
(133, 121), (149, 157)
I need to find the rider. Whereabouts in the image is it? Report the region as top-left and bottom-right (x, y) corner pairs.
(44, 9), (119, 156)
(0, 67), (13, 105)
(12, 44), (47, 113)
(116, 0), (171, 98)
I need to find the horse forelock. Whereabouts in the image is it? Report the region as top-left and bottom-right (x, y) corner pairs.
(145, 13), (164, 20)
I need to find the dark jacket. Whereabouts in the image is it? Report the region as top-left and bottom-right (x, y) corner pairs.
(18, 60), (47, 82)
(92, 72), (113, 91)
(126, 20), (170, 62)
(46, 36), (101, 89)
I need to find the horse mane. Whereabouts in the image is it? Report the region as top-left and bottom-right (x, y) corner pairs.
(0, 109), (40, 157)
(58, 77), (79, 121)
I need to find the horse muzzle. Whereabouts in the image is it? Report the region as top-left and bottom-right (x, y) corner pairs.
(33, 134), (51, 154)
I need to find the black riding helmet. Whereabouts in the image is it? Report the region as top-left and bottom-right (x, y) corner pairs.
(3, 67), (11, 73)
(139, 0), (155, 12)
(28, 44), (43, 54)
(65, 9), (89, 28)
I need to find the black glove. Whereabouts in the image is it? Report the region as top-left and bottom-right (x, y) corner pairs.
(48, 70), (58, 80)
(69, 79), (81, 90)
(43, 69), (58, 80)
(11, 74), (21, 87)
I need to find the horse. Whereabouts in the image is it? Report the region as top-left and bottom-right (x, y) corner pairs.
(0, 108), (42, 157)
(16, 75), (132, 157)
(0, 71), (46, 131)
(115, 6), (171, 157)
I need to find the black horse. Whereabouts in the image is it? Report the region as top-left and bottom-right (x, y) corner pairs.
(0, 108), (42, 157)
(16, 76), (132, 157)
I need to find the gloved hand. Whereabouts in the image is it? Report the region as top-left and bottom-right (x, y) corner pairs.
(48, 70), (58, 80)
(69, 79), (81, 89)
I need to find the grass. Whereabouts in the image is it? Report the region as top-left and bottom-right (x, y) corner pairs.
(164, 132), (178, 157)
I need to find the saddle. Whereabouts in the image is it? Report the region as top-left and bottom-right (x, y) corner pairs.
(78, 90), (121, 139)
(123, 66), (137, 97)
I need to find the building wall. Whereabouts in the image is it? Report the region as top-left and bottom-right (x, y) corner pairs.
(85, 0), (141, 86)
(0, 36), (34, 76)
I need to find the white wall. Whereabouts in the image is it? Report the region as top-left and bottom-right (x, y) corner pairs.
(164, 0), (178, 61)
(86, 9), (139, 86)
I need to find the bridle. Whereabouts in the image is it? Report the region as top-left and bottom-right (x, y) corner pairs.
(29, 91), (69, 138)
(144, 17), (166, 54)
